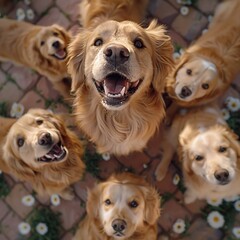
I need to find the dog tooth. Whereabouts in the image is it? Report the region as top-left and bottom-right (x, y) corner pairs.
(45, 154), (53, 159)
(120, 87), (125, 96)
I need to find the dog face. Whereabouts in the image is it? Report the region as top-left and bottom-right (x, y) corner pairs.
(87, 173), (160, 238)
(173, 56), (219, 102)
(3, 109), (69, 169)
(68, 20), (173, 110)
(181, 127), (239, 186)
(36, 25), (70, 61)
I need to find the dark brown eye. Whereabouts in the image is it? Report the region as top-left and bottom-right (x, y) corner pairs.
(129, 200), (138, 208)
(219, 146), (227, 153)
(53, 32), (59, 36)
(134, 38), (144, 49)
(36, 119), (43, 125)
(94, 38), (103, 46)
(105, 199), (111, 205)
(202, 83), (209, 90)
(40, 41), (45, 46)
(195, 155), (203, 161)
(17, 138), (25, 147)
(186, 69), (192, 75)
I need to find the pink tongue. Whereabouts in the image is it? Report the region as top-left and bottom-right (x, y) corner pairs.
(56, 49), (66, 57)
(104, 79), (126, 94)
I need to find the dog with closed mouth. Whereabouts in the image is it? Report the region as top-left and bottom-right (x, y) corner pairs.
(73, 172), (161, 240)
(0, 19), (71, 98)
(68, 19), (173, 155)
(1, 109), (85, 200)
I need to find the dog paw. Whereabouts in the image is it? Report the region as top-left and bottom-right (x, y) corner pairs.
(59, 187), (75, 201)
(155, 166), (167, 182)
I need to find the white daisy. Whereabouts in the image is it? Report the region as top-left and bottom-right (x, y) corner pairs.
(232, 227), (240, 238)
(172, 173), (180, 185)
(208, 15), (213, 23)
(102, 153), (110, 161)
(18, 222), (31, 235)
(234, 200), (240, 211)
(224, 195), (239, 202)
(226, 97), (240, 112)
(10, 102), (24, 118)
(179, 48), (185, 55)
(0, 170), (2, 175)
(36, 222), (48, 235)
(180, 6), (189, 16)
(21, 195), (35, 207)
(24, 0), (31, 5)
(143, 164), (148, 169)
(221, 108), (230, 121)
(26, 8), (35, 20)
(172, 218), (186, 234)
(16, 8), (25, 21)
(206, 198), (223, 207)
(207, 211), (225, 229)
(202, 29), (208, 35)
(50, 194), (61, 206)
(173, 52), (181, 61)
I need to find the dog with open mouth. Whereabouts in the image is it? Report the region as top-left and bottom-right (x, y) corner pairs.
(166, 0), (240, 107)
(73, 172), (161, 240)
(0, 19), (71, 98)
(68, 20), (173, 155)
(0, 109), (85, 200)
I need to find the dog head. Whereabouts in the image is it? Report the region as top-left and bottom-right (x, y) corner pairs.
(35, 25), (70, 61)
(3, 109), (70, 175)
(68, 20), (173, 110)
(168, 55), (219, 103)
(86, 173), (160, 238)
(180, 125), (240, 186)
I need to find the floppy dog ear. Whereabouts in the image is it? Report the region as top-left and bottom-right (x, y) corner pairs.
(67, 29), (89, 94)
(143, 185), (161, 225)
(51, 24), (71, 43)
(145, 20), (174, 93)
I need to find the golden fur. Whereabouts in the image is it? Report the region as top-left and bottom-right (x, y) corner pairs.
(1, 109), (85, 200)
(79, 0), (149, 28)
(0, 19), (71, 98)
(73, 172), (161, 240)
(155, 105), (240, 203)
(68, 20), (173, 155)
(166, 0), (240, 107)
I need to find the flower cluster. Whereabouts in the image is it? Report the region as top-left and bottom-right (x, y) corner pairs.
(16, 0), (35, 21)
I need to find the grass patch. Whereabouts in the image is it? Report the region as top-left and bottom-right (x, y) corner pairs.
(0, 174), (10, 199)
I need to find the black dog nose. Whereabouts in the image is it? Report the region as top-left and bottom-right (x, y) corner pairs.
(38, 133), (52, 146)
(180, 86), (192, 98)
(104, 44), (130, 65)
(112, 219), (127, 232)
(214, 169), (229, 183)
(52, 41), (60, 49)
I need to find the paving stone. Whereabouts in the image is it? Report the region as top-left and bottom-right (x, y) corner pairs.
(61, 232), (74, 240)
(0, 62), (12, 72)
(0, 200), (9, 221)
(31, 0), (54, 16)
(196, 0), (219, 14)
(0, 81), (23, 103)
(68, 23), (81, 36)
(0, 69), (7, 87)
(0, 234), (8, 240)
(184, 199), (207, 215)
(37, 7), (71, 29)
(5, 184), (34, 218)
(168, 29), (188, 49)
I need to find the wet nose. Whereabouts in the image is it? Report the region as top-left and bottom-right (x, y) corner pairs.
(104, 44), (130, 65)
(38, 133), (52, 146)
(52, 41), (60, 49)
(112, 219), (127, 232)
(180, 86), (192, 98)
(214, 169), (229, 184)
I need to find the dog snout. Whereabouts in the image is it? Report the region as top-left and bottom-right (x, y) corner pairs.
(179, 86), (192, 98)
(112, 219), (127, 232)
(38, 132), (52, 146)
(214, 169), (230, 184)
(52, 40), (60, 49)
(104, 44), (130, 65)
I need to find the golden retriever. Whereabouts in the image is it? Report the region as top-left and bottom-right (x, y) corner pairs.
(73, 172), (161, 240)
(1, 109), (85, 200)
(68, 20), (174, 155)
(79, 0), (149, 28)
(166, 0), (240, 107)
(155, 105), (240, 204)
(0, 19), (71, 98)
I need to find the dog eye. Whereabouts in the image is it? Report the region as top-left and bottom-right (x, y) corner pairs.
(219, 146), (227, 153)
(17, 138), (25, 147)
(40, 41), (45, 46)
(53, 32), (59, 36)
(195, 155), (204, 161)
(94, 38), (103, 46)
(104, 199), (111, 205)
(129, 200), (138, 208)
(186, 69), (192, 75)
(202, 83), (209, 90)
(134, 38), (144, 49)
(36, 119), (43, 125)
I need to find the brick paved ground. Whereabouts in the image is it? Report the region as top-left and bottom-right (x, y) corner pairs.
(0, 0), (240, 240)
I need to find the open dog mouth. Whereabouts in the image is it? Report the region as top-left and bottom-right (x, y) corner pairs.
(94, 72), (142, 107)
(114, 232), (125, 237)
(52, 48), (67, 60)
(37, 141), (67, 162)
